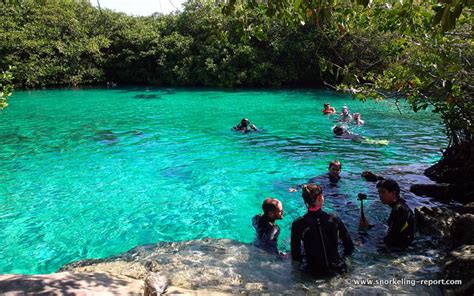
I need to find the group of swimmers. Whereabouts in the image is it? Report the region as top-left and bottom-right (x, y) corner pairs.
(252, 160), (415, 277)
(323, 103), (364, 125)
(229, 110), (410, 277)
(323, 103), (389, 145)
(232, 104), (379, 144)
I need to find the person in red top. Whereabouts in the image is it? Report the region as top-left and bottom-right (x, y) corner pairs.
(322, 103), (337, 114)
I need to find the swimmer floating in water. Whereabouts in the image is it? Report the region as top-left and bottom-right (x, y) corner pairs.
(289, 160), (342, 192)
(333, 126), (389, 145)
(333, 126), (364, 142)
(232, 118), (258, 133)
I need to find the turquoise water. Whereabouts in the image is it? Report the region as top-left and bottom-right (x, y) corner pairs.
(0, 88), (446, 274)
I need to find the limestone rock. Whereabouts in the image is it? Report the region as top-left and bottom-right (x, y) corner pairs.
(61, 260), (149, 280)
(0, 271), (144, 295)
(450, 214), (474, 248)
(144, 272), (168, 296)
(443, 245), (474, 296)
(415, 206), (458, 238)
(410, 184), (453, 201)
(458, 202), (474, 214)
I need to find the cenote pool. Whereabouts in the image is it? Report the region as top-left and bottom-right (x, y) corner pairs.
(0, 88), (447, 280)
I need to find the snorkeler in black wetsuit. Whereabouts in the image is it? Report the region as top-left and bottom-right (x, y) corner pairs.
(289, 160), (342, 192)
(377, 179), (415, 249)
(291, 184), (354, 276)
(252, 198), (283, 254)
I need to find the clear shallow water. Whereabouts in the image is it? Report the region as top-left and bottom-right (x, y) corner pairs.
(0, 88), (447, 274)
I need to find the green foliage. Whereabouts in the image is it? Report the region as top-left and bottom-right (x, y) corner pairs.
(1, 0), (330, 88)
(1, 0), (109, 87)
(331, 1), (474, 146)
(0, 66), (14, 110)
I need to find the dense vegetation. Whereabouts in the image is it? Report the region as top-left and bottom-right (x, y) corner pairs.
(0, 0), (473, 188)
(1, 0), (352, 88)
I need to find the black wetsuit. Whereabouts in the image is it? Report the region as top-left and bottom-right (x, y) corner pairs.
(385, 198), (415, 248)
(291, 210), (354, 276)
(252, 214), (280, 253)
(294, 173), (340, 191)
(308, 173), (340, 187)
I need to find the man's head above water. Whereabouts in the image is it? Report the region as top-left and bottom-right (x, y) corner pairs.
(328, 160), (342, 179)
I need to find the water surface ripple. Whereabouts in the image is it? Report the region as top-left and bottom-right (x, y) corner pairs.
(0, 88), (446, 279)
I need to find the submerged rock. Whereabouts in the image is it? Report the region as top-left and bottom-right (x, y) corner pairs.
(134, 94), (160, 100)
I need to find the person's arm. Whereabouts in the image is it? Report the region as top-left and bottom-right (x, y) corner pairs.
(289, 175), (322, 192)
(291, 221), (303, 261)
(250, 124), (257, 131)
(232, 123), (242, 131)
(351, 134), (364, 142)
(266, 225), (279, 242)
(384, 205), (410, 245)
(289, 183), (304, 192)
(338, 219), (355, 256)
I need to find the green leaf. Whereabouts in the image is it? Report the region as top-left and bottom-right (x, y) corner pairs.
(294, 0), (302, 10)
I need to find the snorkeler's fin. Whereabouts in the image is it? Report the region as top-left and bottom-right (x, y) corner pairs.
(362, 138), (390, 145)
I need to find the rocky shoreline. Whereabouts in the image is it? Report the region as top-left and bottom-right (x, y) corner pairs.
(0, 237), (448, 295)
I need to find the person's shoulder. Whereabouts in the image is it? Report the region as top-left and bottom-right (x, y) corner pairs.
(324, 212), (343, 224)
(252, 214), (262, 228)
(292, 216), (306, 226)
(396, 198), (413, 212)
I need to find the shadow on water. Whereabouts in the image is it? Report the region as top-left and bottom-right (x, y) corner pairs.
(133, 94), (161, 100)
(93, 130), (120, 145)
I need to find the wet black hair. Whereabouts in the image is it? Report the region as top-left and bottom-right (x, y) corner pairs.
(333, 126), (345, 136)
(240, 118), (249, 127)
(376, 179), (400, 196)
(302, 184), (323, 206)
